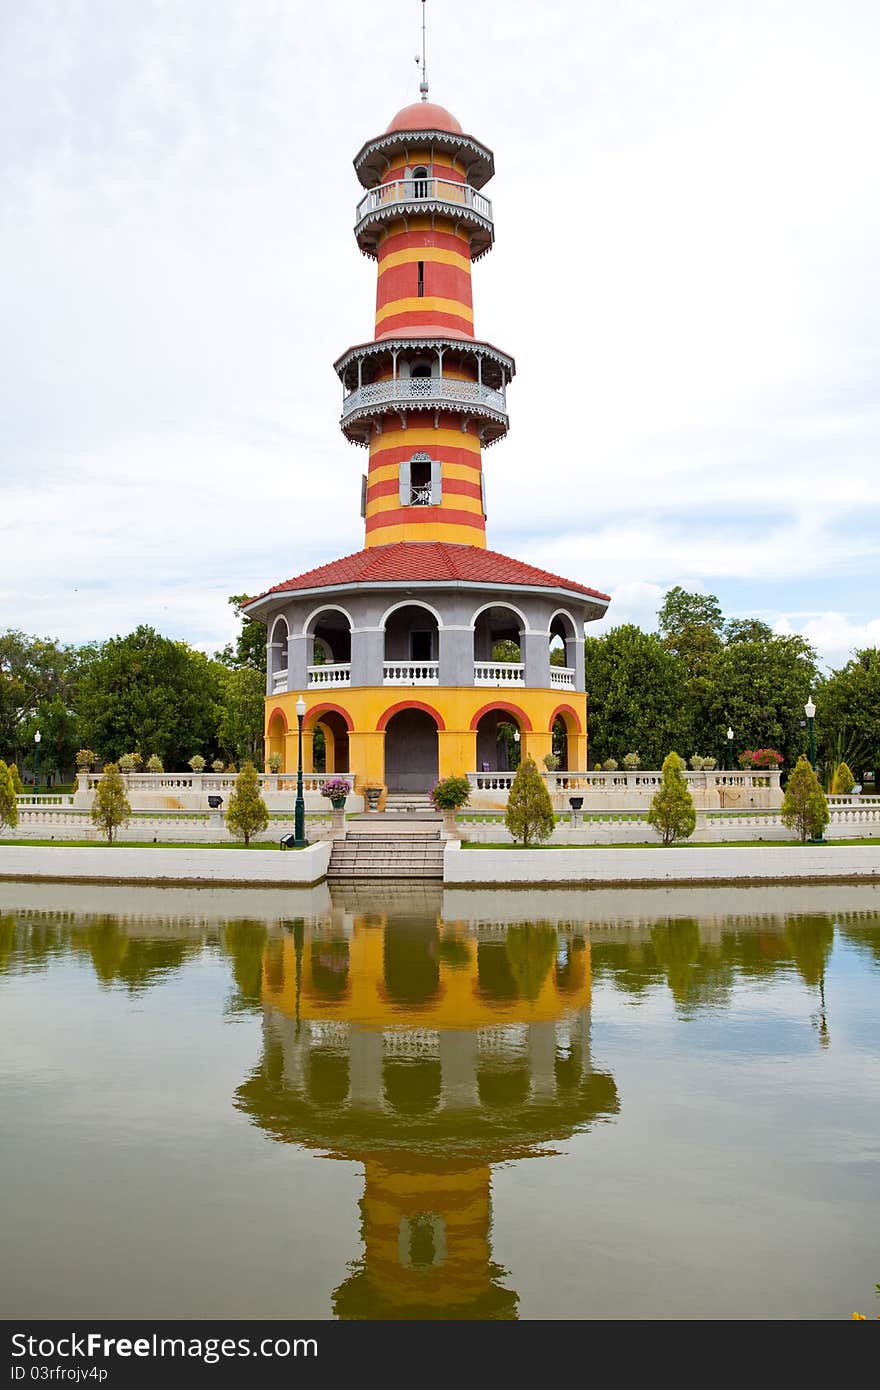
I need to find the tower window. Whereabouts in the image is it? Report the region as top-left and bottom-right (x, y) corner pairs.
(412, 166), (429, 198)
(399, 452), (442, 506)
(417, 260), (424, 297)
(410, 455), (432, 504)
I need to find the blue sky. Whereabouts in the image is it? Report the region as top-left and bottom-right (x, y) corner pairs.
(1, 0), (878, 670)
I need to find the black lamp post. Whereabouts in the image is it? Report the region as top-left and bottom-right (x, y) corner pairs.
(726, 726), (734, 772)
(33, 729), (41, 796)
(294, 695), (307, 847)
(805, 696), (816, 771)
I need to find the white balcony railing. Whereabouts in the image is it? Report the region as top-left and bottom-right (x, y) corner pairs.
(474, 661), (525, 686)
(383, 661), (439, 685)
(550, 666), (576, 688)
(308, 663), (352, 688)
(342, 374), (506, 422)
(272, 668), (288, 693)
(356, 177), (492, 230)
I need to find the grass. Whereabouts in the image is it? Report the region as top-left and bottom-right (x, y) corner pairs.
(461, 838), (880, 849)
(0, 839), (303, 850)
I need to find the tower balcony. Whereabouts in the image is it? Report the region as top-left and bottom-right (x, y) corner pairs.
(340, 374), (508, 445)
(354, 178), (494, 259)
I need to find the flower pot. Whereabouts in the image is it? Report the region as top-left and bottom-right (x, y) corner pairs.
(330, 797), (347, 811)
(441, 808), (459, 838)
(365, 787), (382, 812)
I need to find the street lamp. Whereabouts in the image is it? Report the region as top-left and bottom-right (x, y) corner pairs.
(33, 730), (41, 796)
(804, 695), (816, 771)
(294, 696), (307, 848)
(726, 726), (734, 772)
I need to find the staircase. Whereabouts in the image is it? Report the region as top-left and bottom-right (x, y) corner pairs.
(328, 826), (444, 879)
(381, 792), (439, 817)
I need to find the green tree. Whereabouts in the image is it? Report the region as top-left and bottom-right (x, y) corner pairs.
(584, 625), (691, 766)
(215, 595), (266, 673)
(831, 761), (855, 796)
(17, 697), (80, 781)
(781, 755), (829, 842)
(504, 755), (555, 846)
(818, 649), (880, 782)
(707, 632), (818, 770)
(225, 762), (269, 846)
(0, 761), (19, 832)
(0, 630), (80, 761)
(647, 751), (697, 845)
(90, 763), (131, 843)
(77, 626), (221, 768)
(217, 666), (265, 767)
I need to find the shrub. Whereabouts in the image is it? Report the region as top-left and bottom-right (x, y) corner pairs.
(602, 757), (619, 771)
(504, 756), (555, 846)
(739, 748), (783, 769)
(831, 761), (856, 796)
(647, 752), (697, 846)
(75, 749), (96, 772)
(781, 755), (829, 842)
(118, 752), (141, 773)
(0, 761), (19, 832)
(188, 755), (206, 773)
(431, 776), (470, 811)
(211, 759), (225, 773)
(225, 762), (269, 846)
(146, 754), (163, 772)
(8, 764), (23, 796)
(622, 752), (641, 770)
(542, 753), (561, 771)
(90, 763), (131, 843)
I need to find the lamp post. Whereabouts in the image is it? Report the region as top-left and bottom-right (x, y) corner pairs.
(33, 730), (41, 796)
(726, 726), (734, 772)
(294, 696), (307, 847)
(804, 696), (816, 771)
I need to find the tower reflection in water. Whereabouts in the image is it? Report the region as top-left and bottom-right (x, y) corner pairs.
(233, 907), (619, 1319)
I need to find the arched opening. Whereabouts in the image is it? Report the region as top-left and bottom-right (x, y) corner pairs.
(412, 165), (429, 198)
(549, 705), (583, 775)
(551, 715), (568, 771)
(309, 710), (349, 775)
(266, 708), (287, 772)
(475, 708), (521, 774)
(304, 607), (353, 687)
(549, 611), (578, 687)
(473, 604), (525, 685)
(383, 707), (439, 791)
(306, 936), (350, 1002)
(268, 616), (289, 693)
(383, 603), (440, 676)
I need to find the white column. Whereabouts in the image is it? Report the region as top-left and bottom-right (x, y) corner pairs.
(349, 1026), (384, 1107)
(528, 1020), (557, 1099)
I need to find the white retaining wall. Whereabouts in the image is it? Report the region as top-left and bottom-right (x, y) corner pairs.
(444, 841), (880, 885)
(0, 841), (333, 886)
(456, 806), (880, 845)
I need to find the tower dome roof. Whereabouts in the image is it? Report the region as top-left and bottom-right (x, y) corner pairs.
(386, 101), (463, 135)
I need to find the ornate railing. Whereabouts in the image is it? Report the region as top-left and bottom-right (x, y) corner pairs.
(473, 661), (524, 686)
(341, 374), (506, 421)
(355, 177), (492, 229)
(308, 663), (351, 688)
(383, 660), (439, 685)
(550, 666), (576, 688)
(271, 668), (288, 692)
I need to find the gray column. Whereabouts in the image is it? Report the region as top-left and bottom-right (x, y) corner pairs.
(439, 627), (474, 686)
(522, 631), (551, 688)
(349, 1026), (384, 1106)
(274, 1013), (310, 1093)
(439, 1029), (479, 1108)
(571, 637), (585, 692)
(528, 1020), (557, 1099)
(351, 628), (385, 686)
(288, 633), (309, 692)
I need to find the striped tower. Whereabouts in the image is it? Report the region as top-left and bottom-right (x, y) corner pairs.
(335, 100), (513, 549)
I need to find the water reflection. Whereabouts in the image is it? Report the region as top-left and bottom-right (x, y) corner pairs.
(231, 910), (617, 1318)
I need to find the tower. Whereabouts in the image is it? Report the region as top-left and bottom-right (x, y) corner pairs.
(245, 71), (610, 799)
(336, 99), (510, 549)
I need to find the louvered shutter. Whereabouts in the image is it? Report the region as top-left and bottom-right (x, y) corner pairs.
(399, 459), (411, 504)
(430, 458), (442, 504)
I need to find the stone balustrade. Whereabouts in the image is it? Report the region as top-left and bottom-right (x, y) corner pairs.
(467, 768), (784, 811)
(67, 772), (362, 814)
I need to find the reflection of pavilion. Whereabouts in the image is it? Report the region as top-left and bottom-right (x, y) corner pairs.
(234, 910), (618, 1319)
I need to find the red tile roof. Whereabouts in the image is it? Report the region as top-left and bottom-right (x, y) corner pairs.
(251, 543), (609, 605)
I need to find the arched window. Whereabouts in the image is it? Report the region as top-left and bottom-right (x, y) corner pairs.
(400, 452), (442, 506)
(412, 165), (429, 198)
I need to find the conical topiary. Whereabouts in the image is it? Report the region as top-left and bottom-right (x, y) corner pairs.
(225, 762), (269, 846)
(647, 751), (697, 845)
(781, 755), (830, 842)
(504, 755), (555, 846)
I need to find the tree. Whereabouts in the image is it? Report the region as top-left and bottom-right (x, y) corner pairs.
(0, 630), (80, 761)
(831, 761), (855, 796)
(0, 761), (19, 833)
(584, 625), (691, 767)
(647, 751), (697, 845)
(818, 649), (880, 782)
(17, 697), (81, 780)
(781, 755), (829, 842)
(90, 763), (131, 844)
(657, 588), (725, 753)
(215, 595), (266, 673)
(708, 632), (818, 771)
(225, 762), (269, 846)
(504, 755), (555, 846)
(77, 626), (221, 768)
(217, 666), (265, 767)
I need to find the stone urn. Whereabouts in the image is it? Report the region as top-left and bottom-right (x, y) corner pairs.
(365, 786), (382, 813)
(441, 808), (459, 839)
(330, 801), (346, 838)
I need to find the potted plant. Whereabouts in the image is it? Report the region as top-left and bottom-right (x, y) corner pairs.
(622, 752), (641, 771)
(212, 759), (226, 773)
(267, 752), (282, 774)
(75, 749), (96, 773)
(431, 775), (470, 836)
(542, 753), (561, 772)
(188, 755), (206, 773)
(321, 777), (351, 811)
(146, 754), (163, 772)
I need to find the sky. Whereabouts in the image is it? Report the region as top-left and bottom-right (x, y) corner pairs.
(1, 0), (878, 671)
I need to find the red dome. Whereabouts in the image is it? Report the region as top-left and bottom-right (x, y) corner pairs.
(386, 101), (463, 135)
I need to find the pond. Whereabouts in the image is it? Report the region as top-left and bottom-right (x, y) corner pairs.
(1, 880), (878, 1320)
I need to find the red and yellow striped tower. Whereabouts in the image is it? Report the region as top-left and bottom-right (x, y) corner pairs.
(335, 99), (513, 548)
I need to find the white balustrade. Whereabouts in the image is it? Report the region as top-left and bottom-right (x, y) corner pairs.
(356, 177), (492, 228)
(383, 661), (439, 685)
(272, 668), (288, 692)
(473, 661), (524, 686)
(308, 663), (351, 688)
(342, 374), (506, 421)
(550, 666), (576, 688)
